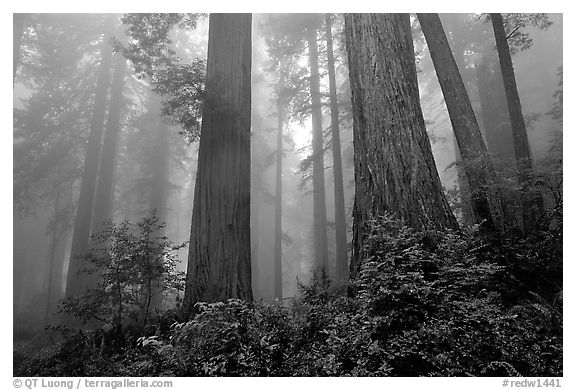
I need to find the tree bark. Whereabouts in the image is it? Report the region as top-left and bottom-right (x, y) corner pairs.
(183, 14), (252, 312)
(306, 25), (329, 276)
(418, 13), (504, 232)
(440, 13), (474, 226)
(490, 13), (544, 230)
(65, 15), (115, 299)
(325, 14), (348, 287)
(345, 14), (458, 278)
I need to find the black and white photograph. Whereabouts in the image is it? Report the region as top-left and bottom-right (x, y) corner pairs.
(12, 10), (563, 380)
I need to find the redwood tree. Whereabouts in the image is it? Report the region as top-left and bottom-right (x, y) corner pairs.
(306, 20), (329, 275)
(345, 13), (458, 277)
(65, 16), (115, 299)
(418, 13), (505, 232)
(491, 13), (544, 230)
(183, 14), (252, 311)
(325, 14), (348, 287)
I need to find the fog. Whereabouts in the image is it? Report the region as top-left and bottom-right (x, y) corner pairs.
(13, 13), (562, 346)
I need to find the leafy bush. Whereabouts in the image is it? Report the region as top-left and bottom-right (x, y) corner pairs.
(16, 215), (562, 377)
(59, 213), (187, 333)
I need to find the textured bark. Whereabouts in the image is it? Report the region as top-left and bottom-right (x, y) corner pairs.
(65, 16), (115, 299)
(345, 14), (458, 278)
(325, 14), (348, 287)
(274, 100), (283, 301)
(91, 54), (127, 232)
(306, 26), (329, 275)
(491, 13), (544, 230)
(13, 14), (26, 83)
(418, 13), (504, 232)
(183, 14), (252, 311)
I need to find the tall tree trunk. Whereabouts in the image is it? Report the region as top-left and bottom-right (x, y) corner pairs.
(183, 14), (252, 312)
(491, 13), (544, 230)
(418, 13), (504, 232)
(91, 54), (127, 232)
(45, 171), (62, 323)
(13, 13), (25, 83)
(65, 16), (115, 299)
(345, 14), (458, 278)
(148, 100), (170, 310)
(325, 14), (348, 287)
(440, 13), (474, 226)
(306, 26), (329, 276)
(273, 99), (283, 301)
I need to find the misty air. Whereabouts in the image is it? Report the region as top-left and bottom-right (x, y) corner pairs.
(13, 13), (562, 377)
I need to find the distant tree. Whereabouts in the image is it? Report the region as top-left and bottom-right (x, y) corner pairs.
(418, 13), (505, 232)
(91, 53), (127, 235)
(305, 15), (330, 275)
(490, 13), (544, 231)
(345, 13), (458, 277)
(183, 14), (253, 312)
(325, 13), (348, 287)
(65, 15), (116, 300)
(274, 69), (286, 301)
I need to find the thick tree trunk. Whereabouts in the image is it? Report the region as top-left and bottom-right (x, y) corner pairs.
(91, 54), (127, 232)
(345, 14), (458, 278)
(325, 14), (348, 287)
(13, 13), (26, 83)
(418, 13), (504, 232)
(183, 14), (252, 312)
(274, 100), (283, 301)
(65, 16), (115, 299)
(306, 26), (329, 276)
(491, 13), (544, 230)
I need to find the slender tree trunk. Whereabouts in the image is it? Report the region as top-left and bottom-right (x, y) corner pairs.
(325, 14), (348, 287)
(345, 14), (458, 278)
(183, 14), (252, 312)
(65, 16), (115, 299)
(274, 99), (284, 301)
(491, 13), (544, 230)
(149, 100), (170, 310)
(418, 13), (504, 232)
(45, 172), (62, 323)
(13, 13), (25, 83)
(306, 26), (329, 276)
(441, 13), (474, 226)
(91, 54), (127, 233)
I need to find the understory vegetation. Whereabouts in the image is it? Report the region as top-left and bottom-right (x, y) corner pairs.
(14, 213), (562, 377)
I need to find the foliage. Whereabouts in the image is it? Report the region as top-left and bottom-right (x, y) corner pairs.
(116, 13), (205, 139)
(59, 213), (187, 332)
(18, 213), (561, 377)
